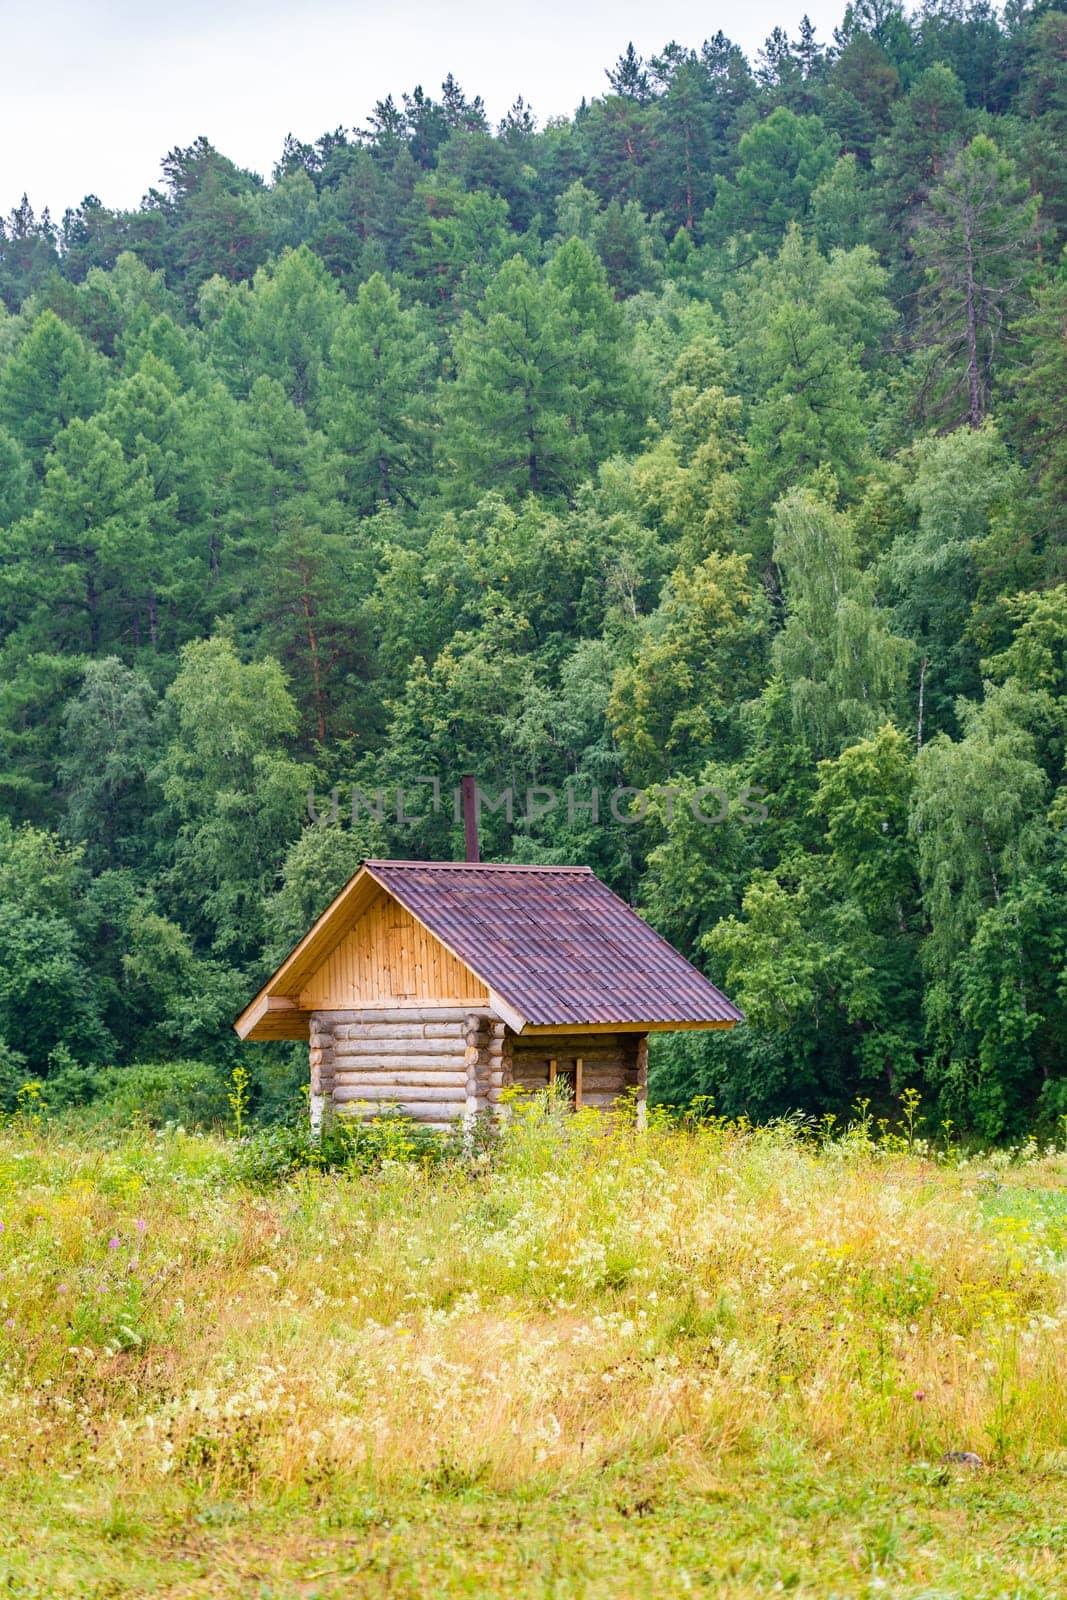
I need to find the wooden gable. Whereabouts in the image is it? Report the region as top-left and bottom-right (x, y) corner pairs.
(235, 864), (494, 1040)
(298, 886), (488, 1010)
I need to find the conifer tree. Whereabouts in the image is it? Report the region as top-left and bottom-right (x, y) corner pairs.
(0, 312), (107, 466)
(913, 135), (1038, 427)
(442, 256), (589, 500)
(324, 272), (437, 511)
(606, 43), (652, 103)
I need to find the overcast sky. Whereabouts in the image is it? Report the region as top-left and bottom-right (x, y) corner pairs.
(2, 0), (847, 221)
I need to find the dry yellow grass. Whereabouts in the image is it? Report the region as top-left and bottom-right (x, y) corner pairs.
(1, 1104), (1066, 1595)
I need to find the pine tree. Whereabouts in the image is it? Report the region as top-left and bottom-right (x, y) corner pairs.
(606, 43), (652, 103)
(872, 62), (973, 248)
(148, 138), (268, 300)
(1020, 11), (1067, 247)
(0, 196), (58, 311)
(324, 272), (437, 511)
(913, 135), (1038, 428)
(707, 107), (839, 257)
(651, 54), (718, 230)
(406, 181), (515, 316)
(498, 97), (537, 143)
(3, 417), (160, 659)
(0, 428), (33, 524)
(442, 257), (589, 500)
(244, 244), (344, 411)
(228, 377), (374, 745)
(440, 73), (488, 133)
(0, 312), (108, 467)
(729, 229), (894, 522)
(1005, 269), (1067, 558)
(544, 237), (642, 460)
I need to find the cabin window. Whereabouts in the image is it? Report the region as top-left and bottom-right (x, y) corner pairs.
(548, 1056), (583, 1110)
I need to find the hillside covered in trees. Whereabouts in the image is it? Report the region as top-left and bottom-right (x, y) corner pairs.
(1, 0), (1066, 1135)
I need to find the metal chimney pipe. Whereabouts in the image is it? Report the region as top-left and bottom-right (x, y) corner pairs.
(461, 773), (480, 863)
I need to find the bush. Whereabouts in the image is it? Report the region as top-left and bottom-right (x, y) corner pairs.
(44, 1044), (102, 1110)
(1036, 1076), (1067, 1140)
(227, 1108), (446, 1187)
(97, 1060), (231, 1129)
(0, 1042), (28, 1113)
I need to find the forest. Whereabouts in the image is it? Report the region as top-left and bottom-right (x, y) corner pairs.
(0, 0), (1065, 1137)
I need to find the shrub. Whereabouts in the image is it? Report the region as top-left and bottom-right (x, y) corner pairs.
(97, 1060), (230, 1129)
(0, 1042), (28, 1113)
(1036, 1076), (1067, 1141)
(227, 1107), (446, 1187)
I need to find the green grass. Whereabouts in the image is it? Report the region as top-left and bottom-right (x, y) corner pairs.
(9, 1467), (1067, 1597)
(981, 1183), (1067, 1260)
(1, 1106), (1066, 1597)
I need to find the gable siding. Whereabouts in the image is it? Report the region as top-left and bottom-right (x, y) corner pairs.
(298, 888), (488, 1009)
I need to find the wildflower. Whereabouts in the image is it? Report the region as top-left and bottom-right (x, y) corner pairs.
(135, 1219), (147, 1234)
(108, 1237), (120, 1250)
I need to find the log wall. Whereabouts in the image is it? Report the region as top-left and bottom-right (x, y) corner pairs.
(308, 1013), (336, 1135)
(312, 1007), (472, 1132)
(310, 1011), (641, 1131)
(509, 1032), (642, 1112)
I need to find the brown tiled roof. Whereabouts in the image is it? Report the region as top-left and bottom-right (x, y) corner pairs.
(364, 860), (743, 1028)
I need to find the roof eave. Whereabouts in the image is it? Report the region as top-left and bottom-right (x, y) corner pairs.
(517, 1016), (741, 1034)
(235, 994), (309, 1042)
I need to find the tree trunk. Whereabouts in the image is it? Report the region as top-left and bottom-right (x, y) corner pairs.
(299, 559), (327, 744)
(86, 566), (100, 655)
(964, 207), (982, 427)
(684, 124), (694, 231)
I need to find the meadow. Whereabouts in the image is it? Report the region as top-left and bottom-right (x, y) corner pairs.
(2, 1100), (1067, 1598)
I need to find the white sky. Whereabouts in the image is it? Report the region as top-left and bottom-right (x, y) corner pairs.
(1, 0), (847, 221)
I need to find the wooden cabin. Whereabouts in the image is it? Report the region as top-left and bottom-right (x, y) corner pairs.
(234, 860), (743, 1131)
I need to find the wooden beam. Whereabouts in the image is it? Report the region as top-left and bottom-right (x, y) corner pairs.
(488, 988), (527, 1035)
(575, 1056), (583, 1109)
(233, 864), (381, 1034)
(234, 994), (308, 1041)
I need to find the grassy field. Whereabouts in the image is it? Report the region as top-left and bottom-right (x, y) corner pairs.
(2, 1103), (1067, 1598)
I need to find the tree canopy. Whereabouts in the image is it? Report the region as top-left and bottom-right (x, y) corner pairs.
(1, 2), (1065, 1138)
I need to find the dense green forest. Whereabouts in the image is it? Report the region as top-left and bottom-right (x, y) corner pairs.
(1, 0), (1066, 1135)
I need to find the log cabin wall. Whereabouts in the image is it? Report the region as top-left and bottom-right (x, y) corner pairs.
(509, 1032), (642, 1112)
(311, 1011), (643, 1131)
(313, 1007), (509, 1133)
(308, 1013), (337, 1136)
